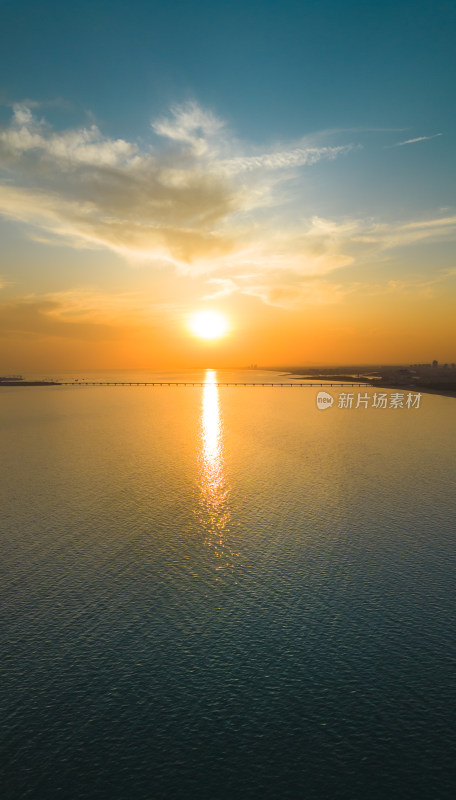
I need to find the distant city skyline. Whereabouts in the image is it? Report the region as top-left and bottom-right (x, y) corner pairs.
(0, 0), (455, 370)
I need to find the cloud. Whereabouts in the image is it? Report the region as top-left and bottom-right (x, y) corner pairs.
(0, 283), (185, 339)
(1, 103), (137, 165)
(217, 144), (357, 175)
(0, 297), (122, 341)
(0, 182), (237, 263)
(198, 213), (456, 307)
(204, 273), (354, 306)
(391, 133), (442, 147)
(0, 102), (356, 268)
(152, 101), (226, 156)
(1, 103), (455, 310)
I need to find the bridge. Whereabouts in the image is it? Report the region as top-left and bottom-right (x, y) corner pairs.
(60, 381), (371, 387)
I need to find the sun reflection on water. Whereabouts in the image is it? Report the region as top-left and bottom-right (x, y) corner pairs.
(202, 370), (222, 471)
(198, 369), (234, 568)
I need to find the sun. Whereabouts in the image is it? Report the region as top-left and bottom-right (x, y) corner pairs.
(189, 310), (229, 340)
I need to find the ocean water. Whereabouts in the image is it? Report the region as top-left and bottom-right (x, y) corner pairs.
(1, 371), (455, 799)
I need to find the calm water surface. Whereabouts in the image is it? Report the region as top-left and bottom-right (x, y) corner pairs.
(1, 371), (455, 799)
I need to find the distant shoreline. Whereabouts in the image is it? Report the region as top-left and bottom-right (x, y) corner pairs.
(371, 384), (456, 399)
(284, 373), (456, 399)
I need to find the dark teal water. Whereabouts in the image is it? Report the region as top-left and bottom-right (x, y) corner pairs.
(1, 375), (455, 799)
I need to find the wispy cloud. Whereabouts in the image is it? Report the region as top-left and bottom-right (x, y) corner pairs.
(152, 101), (226, 156)
(0, 297), (122, 341)
(218, 144), (356, 175)
(0, 286), (173, 340)
(198, 213), (456, 306)
(203, 273), (355, 306)
(391, 133), (442, 147)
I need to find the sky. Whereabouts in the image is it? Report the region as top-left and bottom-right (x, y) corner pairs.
(0, 0), (455, 370)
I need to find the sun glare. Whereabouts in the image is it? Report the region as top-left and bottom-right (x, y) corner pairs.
(189, 310), (229, 340)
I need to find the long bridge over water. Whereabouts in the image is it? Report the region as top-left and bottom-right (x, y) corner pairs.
(58, 381), (372, 388)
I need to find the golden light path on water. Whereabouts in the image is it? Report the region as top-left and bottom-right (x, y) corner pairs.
(198, 369), (236, 570)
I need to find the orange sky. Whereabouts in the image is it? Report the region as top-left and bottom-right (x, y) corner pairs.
(2, 282), (455, 372)
(1, 102), (455, 371)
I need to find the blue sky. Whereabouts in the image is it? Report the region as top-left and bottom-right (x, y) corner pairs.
(0, 0), (455, 367)
(2, 0), (454, 134)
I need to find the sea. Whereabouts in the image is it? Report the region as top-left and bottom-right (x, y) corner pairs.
(1, 369), (455, 799)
